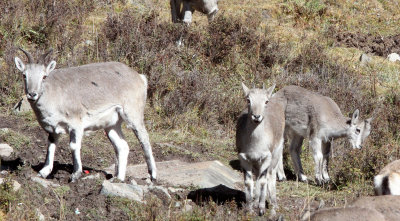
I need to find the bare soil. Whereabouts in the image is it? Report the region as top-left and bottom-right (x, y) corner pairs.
(334, 32), (400, 57)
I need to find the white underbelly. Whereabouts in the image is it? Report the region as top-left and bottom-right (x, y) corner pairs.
(83, 105), (122, 132)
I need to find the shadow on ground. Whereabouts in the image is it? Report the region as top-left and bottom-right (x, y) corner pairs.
(188, 184), (246, 208)
(0, 157), (24, 171)
(31, 161), (112, 181)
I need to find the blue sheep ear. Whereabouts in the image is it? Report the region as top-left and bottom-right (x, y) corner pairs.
(351, 109), (360, 125)
(15, 57), (25, 72)
(46, 60), (56, 75)
(242, 82), (250, 96)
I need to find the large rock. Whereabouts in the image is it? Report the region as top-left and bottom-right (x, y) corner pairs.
(0, 143), (13, 158)
(100, 180), (143, 202)
(105, 160), (242, 189)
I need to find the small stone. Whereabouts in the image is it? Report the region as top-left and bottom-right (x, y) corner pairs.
(388, 53), (400, 62)
(82, 173), (100, 180)
(359, 53), (372, 66)
(0, 143), (13, 158)
(168, 187), (184, 193)
(100, 180), (143, 202)
(85, 40), (94, 46)
(182, 201), (193, 212)
(31, 176), (60, 188)
(174, 201), (181, 208)
(0, 128), (9, 133)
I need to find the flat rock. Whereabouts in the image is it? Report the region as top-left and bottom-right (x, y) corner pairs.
(31, 176), (60, 188)
(0, 143), (13, 158)
(105, 160), (242, 189)
(100, 180), (143, 202)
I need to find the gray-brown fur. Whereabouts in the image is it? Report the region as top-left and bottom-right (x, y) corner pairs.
(14, 49), (156, 182)
(350, 195), (400, 221)
(170, 0), (218, 24)
(308, 207), (385, 221)
(274, 85), (372, 184)
(374, 159), (400, 195)
(236, 83), (285, 216)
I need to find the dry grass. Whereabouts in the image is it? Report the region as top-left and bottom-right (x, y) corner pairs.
(1, 0), (400, 220)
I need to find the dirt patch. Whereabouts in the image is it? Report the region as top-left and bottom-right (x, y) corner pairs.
(334, 32), (400, 57)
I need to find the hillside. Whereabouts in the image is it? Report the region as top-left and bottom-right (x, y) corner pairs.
(0, 0), (400, 220)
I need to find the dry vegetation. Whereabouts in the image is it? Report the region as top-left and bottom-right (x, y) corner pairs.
(0, 0), (400, 220)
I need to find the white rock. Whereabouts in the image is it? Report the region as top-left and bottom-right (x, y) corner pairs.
(100, 180), (143, 202)
(0, 143), (13, 158)
(387, 53), (400, 62)
(31, 176), (60, 188)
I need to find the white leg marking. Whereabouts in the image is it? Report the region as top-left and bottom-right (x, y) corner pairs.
(107, 126), (129, 181)
(374, 174), (384, 195)
(389, 172), (400, 195)
(39, 134), (59, 178)
(322, 141), (331, 182)
(239, 154), (254, 212)
(276, 153), (287, 181)
(310, 137), (323, 185)
(290, 135), (307, 182)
